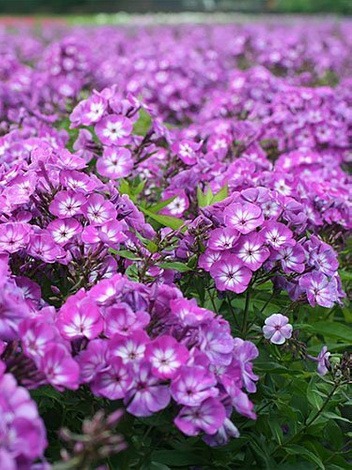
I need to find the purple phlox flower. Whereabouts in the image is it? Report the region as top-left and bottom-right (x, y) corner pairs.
(299, 271), (337, 308)
(82, 219), (127, 246)
(316, 346), (331, 376)
(198, 320), (234, 366)
(39, 343), (80, 391)
(145, 335), (189, 380)
(104, 303), (150, 338)
(81, 193), (117, 226)
(207, 227), (240, 251)
(210, 253), (252, 293)
(57, 290), (103, 340)
(0, 222), (31, 253)
(124, 362), (171, 417)
(95, 114), (133, 146)
(60, 169), (99, 194)
(170, 366), (218, 406)
(172, 139), (201, 165)
(0, 372), (47, 467)
(262, 313), (293, 345)
(109, 329), (149, 364)
(224, 202), (264, 234)
(272, 244), (306, 274)
(28, 232), (66, 263)
(97, 147), (133, 179)
(261, 221), (295, 250)
(198, 249), (222, 272)
(76, 339), (109, 383)
(160, 189), (189, 217)
(174, 397), (226, 436)
(170, 297), (214, 326)
(91, 356), (133, 400)
(47, 218), (82, 245)
(235, 232), (270, 271)
(232, 338), (259, 393)
(49, 190), (86, 218)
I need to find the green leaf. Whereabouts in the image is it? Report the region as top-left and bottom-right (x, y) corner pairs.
(147, 195), (177, 214)
(152, 450), (206, 467)
(285, 444), (325, 469)
(159, 262), (192, 272)
(197, 185), (213, 207)
(140, 207), (185, 230)
(313, 321), (352, 343)
(339, 269), (352, 281)
(133, 108), (152, 135)
(109, 249), (142, 261)
(211, 184), (228, 204)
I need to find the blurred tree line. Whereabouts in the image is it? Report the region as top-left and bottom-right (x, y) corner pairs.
(0, 0), (350, 15)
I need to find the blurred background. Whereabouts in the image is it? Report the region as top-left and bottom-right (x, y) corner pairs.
(0, 0), (351, 15)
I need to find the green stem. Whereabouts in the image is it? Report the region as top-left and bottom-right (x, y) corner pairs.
(272, 382), (340, 459)
(241, 288), (251, 336)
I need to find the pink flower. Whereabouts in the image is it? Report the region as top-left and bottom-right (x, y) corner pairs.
(76, 339), (109, 383)
(57, 293), (103, 340)
(224, 202), (264, 234)
(207, 228), (240, 251)
(49, 190), (86, 218)
(171, 139), (200, 165)
(145, 335), (189, 379)
(170, 298), (214, 326)
(97, 147), (133, 179)
(160, 189), (189, 217)
(40, 344), (80, 390)
(262, 314), (293, 345)
(235, 232), (270, 271)
(109, 329), (149, 364)
(273, 245), (306, 273)
(95, 114), (133, 146)
(0, 222), (31, 253)
(47, 218), (82, 245)
(124, 362), (171, 417)
(261, 221), (295, 250)
(81, 193), (117, 226)
(198, 249), (222, 272)
(28, 233), (65, 263)
(104, 303), (150, 338)
(91, 357), (133, 400)
(210, 254), (252, 293)
(81, 220), (127, 246)
(174, 398), (226, 436)
(299, 271), (337, 308)
(170, 366), (218, 406)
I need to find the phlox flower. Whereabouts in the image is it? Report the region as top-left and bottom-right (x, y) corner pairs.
(81, 219), (127, 246)
(95, 114), (133, 146)
(170, 366), (218, 406)
(109, 329), (149, 364)
(198, 320), (234, 366)
(76, 339), (109, 383)
(210, 254), (252, 293)
(207, 227), (240, 251)
(28, 233), (65, 263)
(261, 221), (295, 250)
(160, 189), (189, 217)
(81, 193), (117, 226)
(47, 218), (82, 245)
(174, 398), (226, 436)
(0, 222), (31, 253)
(172, 139), (200, 165)
(49, 190), (86, 218)
(104, 303), (150, 338)
(40, 344), (80, 391)
(145, 335), (189, 379)
(232, 338), (259, 393)
(124, 362), (171, 417)
(97, 147), (133, 179)
(91, 357), (133, 400)
(299, 271), (337, 308)
(273, 244), (306, 274)
(235, 232), (270, 271)
(262, 313), (293, 345)
(170, 297), (214, 326)
(57, 292), (103, 340)
(224, 202), (264, 234)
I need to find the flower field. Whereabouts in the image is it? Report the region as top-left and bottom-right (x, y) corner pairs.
(0, 18), (351, 469)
